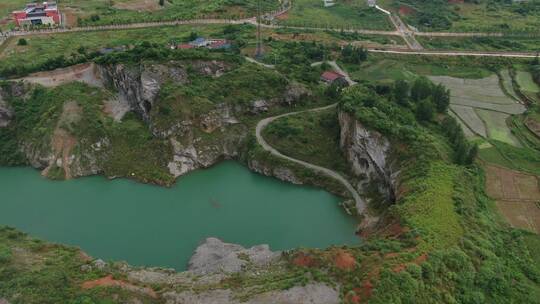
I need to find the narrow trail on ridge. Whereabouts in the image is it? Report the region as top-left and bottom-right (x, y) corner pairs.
(255, 103), (366, 214)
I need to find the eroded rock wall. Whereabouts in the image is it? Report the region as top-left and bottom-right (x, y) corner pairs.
(338, 110), (399, 203)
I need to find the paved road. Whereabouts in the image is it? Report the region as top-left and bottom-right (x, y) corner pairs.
(255, 104), (366, 214)
(368, 49), (539, 58)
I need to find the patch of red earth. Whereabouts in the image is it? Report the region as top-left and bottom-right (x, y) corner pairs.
(334, 250), (356, 271)
(393, 253), (429, 273)
(384, 252), (399, 259)
(398, 5), (415, 16)
(345, 281), (374, 304)
(78, 251), (93, 262)
(275, 11), (289, 20)
(292, 252), (316, 267)
(82, 275), (157, 298)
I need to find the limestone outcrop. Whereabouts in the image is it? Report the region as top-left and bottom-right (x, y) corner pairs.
(188, 237), (280, 275)
(338, 110), (399, 203)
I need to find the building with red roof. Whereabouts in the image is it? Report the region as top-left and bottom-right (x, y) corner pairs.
(13, 2), (60, 27)
(321, 71), (347, 85)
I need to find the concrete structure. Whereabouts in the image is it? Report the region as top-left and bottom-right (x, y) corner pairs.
(186, 37), (231, 50)
(13, 2), (60, 27)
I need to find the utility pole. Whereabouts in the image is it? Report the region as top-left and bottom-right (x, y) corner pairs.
(255, 0), (263, 59)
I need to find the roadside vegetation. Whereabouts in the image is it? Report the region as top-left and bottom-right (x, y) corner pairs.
(386, 0), (540, 33)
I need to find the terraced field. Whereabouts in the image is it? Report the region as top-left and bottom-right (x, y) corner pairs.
(429, 74), (525, 146)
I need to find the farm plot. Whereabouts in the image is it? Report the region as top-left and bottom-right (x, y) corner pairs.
(485, 164), (540, 233)
(450, 105), (486, 138)
(516, 71), (540, 94)
(429, 74), (526, 146)
(476, 109), (520, 146)
(500, 69), (521, 101)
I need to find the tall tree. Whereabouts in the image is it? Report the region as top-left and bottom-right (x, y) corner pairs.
(393, 80), (410, 106)
(411, 76), (433, 102)
(432, 83), (450, 113)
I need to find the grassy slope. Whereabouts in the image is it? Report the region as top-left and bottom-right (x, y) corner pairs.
(261, 107), (352, 178)
(336, 84), (540, 303)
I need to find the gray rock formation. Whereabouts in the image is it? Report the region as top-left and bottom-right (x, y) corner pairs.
(0, 96), (13, 128)
(162, 283), (339, 304)
(248, 159), (302, 185)
(98, 61), (231, 122)
(0, 298), (10, 304)
(188, 237), (280, 275)
(339, 111), (399, 202)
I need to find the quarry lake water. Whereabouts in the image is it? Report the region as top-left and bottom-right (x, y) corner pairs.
(0, 161), (359, 270)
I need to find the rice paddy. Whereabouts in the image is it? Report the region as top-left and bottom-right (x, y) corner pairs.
(429, 74), (526, 146)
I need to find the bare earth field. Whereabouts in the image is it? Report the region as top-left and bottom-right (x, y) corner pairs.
(485, 164), (540, 233)
(16, 63), (103, 88)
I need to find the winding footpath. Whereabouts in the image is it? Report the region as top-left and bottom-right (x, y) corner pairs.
(255, 104), (366, 214)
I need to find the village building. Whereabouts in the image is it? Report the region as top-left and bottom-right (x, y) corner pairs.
(13, 2), (60, 27)
(321, 71), (348, 86)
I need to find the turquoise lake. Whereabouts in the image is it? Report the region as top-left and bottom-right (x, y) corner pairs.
(0, 161), (359, 270)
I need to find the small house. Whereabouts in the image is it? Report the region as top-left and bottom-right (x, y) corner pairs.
(190, 37), (209, 48)
(321, 71), (348, 86)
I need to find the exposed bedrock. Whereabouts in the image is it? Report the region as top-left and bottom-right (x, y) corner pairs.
(338, 110), (399, 203)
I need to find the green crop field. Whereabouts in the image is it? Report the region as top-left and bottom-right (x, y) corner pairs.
(500, 69), (521, 101)
(516, 70), (540, 93)
(476, 108), (520, 146)
(450, 105), (487, 138)
(280, 0), (393, 30)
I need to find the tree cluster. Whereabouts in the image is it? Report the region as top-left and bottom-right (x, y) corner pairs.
(340, 44), (368, 64)
(392, 77), (450, 122)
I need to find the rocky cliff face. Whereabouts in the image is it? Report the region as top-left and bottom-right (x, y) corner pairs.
(97, 61), (230, 123)
(338, 110), (399, 203)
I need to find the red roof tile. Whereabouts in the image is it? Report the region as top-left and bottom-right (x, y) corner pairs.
(321, 71), (345, 81)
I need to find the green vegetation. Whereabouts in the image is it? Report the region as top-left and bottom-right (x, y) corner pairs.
(417, 36), (540, 52)
(281, 0), (393, 30)
(0, 0), (278, 30)
(388, 0), (540, 32)
(262, 108), (351, 177)
(343, 55), (497, 84)
(332, 82), (540, 302)
(0, 24), (255, 77)
(0, 81), (174, 184)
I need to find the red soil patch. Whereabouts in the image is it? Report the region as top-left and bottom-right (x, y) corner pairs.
(275, 11), (289, 21)
(345, 281), (374, 304)
(384, 252), (399, 259)
(82, 275), (157, 298)
(334, 250), (356, 271)
(393, 253), (429, 273)
(292, 252), (316, 267)
(398, 6), (415, 16)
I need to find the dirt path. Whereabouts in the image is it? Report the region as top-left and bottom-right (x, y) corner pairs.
(255, 103), (366, 214)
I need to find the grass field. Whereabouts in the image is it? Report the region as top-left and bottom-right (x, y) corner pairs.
(345, 57), (492, 83)
(384, 0), (540, 32)
(280, 0), (393, 30)
(417, 36), (540, 52)
(0, 24), (255, 75)
(262, 107), (352, 177)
